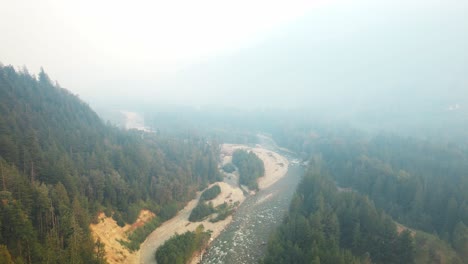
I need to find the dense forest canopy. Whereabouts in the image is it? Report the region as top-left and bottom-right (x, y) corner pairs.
(0, 65), (221, 263)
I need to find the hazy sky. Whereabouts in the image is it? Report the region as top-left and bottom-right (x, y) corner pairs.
(1, 0), (467, 111)
(149, 0), (468, 110)
(0, 0), (322, 97)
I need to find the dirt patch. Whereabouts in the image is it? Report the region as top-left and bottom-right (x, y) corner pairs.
(90, 210), (154, 264)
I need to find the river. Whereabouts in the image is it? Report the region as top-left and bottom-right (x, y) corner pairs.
(201, 158), (303, 264)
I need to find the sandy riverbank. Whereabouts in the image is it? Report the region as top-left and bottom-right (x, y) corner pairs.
(90, 143), (289, 264)
(138, 181), (245, 264)
(139, 144), (289, 264)
(220, 144), (289, 190)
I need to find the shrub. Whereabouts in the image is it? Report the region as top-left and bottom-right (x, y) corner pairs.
(222, 163), (236, 173)
(189, 202), (215, 222)
(200, 185), (221, 201)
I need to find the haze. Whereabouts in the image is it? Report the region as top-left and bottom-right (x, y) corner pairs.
(1, 1), (468, 263)
(1, 0), (317, 96)
(1, 0), (467, 114)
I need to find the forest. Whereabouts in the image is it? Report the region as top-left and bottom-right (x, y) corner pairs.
(0, 65), (222, 263)
(1, 64), (467, 263)
(263, 170), (415, 264)
(232, 149), (265, 190)
(267, 124), (468, 263)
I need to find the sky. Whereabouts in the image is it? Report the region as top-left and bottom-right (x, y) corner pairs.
(149, 0), (468, 110)
(0, 0), (322, 98)
(1, 0), (467, 112)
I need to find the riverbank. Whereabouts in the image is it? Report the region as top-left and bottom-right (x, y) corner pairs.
(200, 164), (303, 264)
(138, 144), (289, 264)
(89, 143), (289, 264)
(138, 181), (245, 264)
(220, 144), (289, 190)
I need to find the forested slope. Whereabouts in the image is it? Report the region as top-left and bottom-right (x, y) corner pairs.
(263, 171), (415, 264)
(270, 125), (468, 263)
(0, 65), (221, 263)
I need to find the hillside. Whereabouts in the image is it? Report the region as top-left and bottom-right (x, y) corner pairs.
(0, 65), (221, 263)
(265, 124), (468, 263)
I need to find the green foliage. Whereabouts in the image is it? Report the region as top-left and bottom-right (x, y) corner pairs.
(120, 202), (185, 251)
(200, 185), (221, 201)
(119, 216), (162, 251)
(232, 149), (264, 190)
(263, 171), (416, 264)
(272, 125), (468, 261)
(452, 221), (468, 260)
(209, 202), (237, 223)
(155, 225), (210, 264)
(123, 203), (141, 224)
(189, 202), (215, 222)
(188, 185), (225, 222)
(112, 212), (126, 227)
(311, 136), (468, 259)
(94, 239), (106, 264)
(159, 202), (180, 220)
(221, 163), (236, 173)
(413, 230), (464, 264)
(0, 245), (14, 264)
(189, 182), (238, 223)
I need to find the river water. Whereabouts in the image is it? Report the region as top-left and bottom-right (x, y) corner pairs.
(201, 161), (303, 264)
